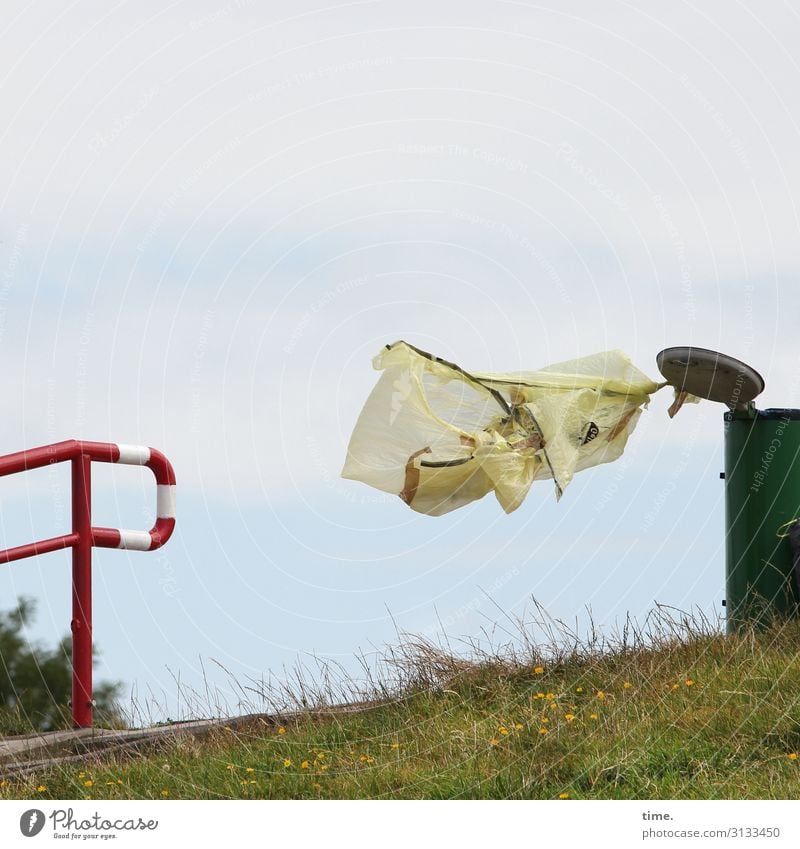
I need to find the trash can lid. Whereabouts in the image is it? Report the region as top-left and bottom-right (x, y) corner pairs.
(656, 346), (765, 408)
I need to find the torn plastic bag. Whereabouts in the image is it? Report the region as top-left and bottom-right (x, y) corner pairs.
(341, 341), (663, 515)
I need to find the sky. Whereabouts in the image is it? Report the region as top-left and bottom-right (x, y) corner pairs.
(1, 0), (799, 722)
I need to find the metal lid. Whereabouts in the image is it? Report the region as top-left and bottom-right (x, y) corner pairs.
(656, 346), (765, 408)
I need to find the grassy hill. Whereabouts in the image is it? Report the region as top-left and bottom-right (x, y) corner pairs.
(2, 607), (800, 800)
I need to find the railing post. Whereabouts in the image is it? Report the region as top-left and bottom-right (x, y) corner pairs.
(70, 454), (93, 729)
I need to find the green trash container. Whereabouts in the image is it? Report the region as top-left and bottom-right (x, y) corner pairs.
(724, 407), (800, 630)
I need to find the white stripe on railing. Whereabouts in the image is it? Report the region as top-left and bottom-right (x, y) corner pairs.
(117, 529), (153, 551)
(157, 485), (177, 519)
(116, 444), (151, 465)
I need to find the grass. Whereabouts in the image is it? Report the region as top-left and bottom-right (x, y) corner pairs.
(2, 603), (800, 799)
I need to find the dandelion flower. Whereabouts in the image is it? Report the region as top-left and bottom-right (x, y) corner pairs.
(559, 792), (569, 799)
(623, 682), (632, 689)
(226, 763), (235, 771)
(788, 753), (798, 761)
(245, 767), (254, 773)
(671, 684), (680, 691)
(283, 759), (292, 768)
(575, 687), (583, 693)
(535, 692), (545, 700)
(589, 713), (598, 720)
(545, 692), (555, 700)
(37, 785), (46, 792)
(534, 666), (545, 674)
(390, 743), (400, 749)
(301, 761), (310, 770)
(78, 772), (85, 778)
(498, 726), (509, 736)
(514, 723), (524, 731)
(541, 717), (549, 724)
(489, 738), (500, 746)
(83, 780), (93, 788)
(161, 789), (169, 797)
(564, 714), (576, 722)
(685, 679), (694, 687)
(596, 691), (605, 700)
(277, 727), (286, 735)
(538, 728), (548, 735)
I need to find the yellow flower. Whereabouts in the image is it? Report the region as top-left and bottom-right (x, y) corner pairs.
(514, 723), (524, 730)
(575, 687), (583, 693)
(549, 702), (557, 710)
(489, 738), (500, 746)
(623, 682), (632, 689)
(596, 691), (605, 700)
(390, 742), (400, 749)
(37, 785), (46, 792)
(538, 728), (548, 735)
(541, 717), (549, 724)
(545, 692), (555, 700)
(83, 780), (93, 788)
(788, 753), (798, 761)
(316, 752), (326, 759)
(685, 679), (694, 687)
(498, 726), (509, 736)
(319, 764), (329, 772)
(78, 772), (85, 778)
(283, 759), (292, 768)
(534, 692), (545, 700)
(277, 726), (286, 735)
(301, 761), (310, 769)
(161, 789), (169, 797)
(559, 792), (569, 799)
(589, 713), (598, 720)
(671, 683), (680, 691)
(564, 713), (576, 722)
(226, 763), (235, 770)
(240, 780), (248, 786)
(245, 767), (254, 773)
(534, 666), (545, 674)
(313, 782), (322, 791)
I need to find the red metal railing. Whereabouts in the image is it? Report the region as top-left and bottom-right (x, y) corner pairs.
(0, 440), (176, 728)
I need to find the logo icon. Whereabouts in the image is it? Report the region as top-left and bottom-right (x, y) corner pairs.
(19, 810), (46, 837)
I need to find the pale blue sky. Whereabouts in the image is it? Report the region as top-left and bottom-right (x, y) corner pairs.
(1, 0), (799, 720)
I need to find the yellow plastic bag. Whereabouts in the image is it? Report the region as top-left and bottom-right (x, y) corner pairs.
(342, 341), (663, 515)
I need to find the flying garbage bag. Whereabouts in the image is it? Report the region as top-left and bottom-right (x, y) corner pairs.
(341, 341), (668, 515)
